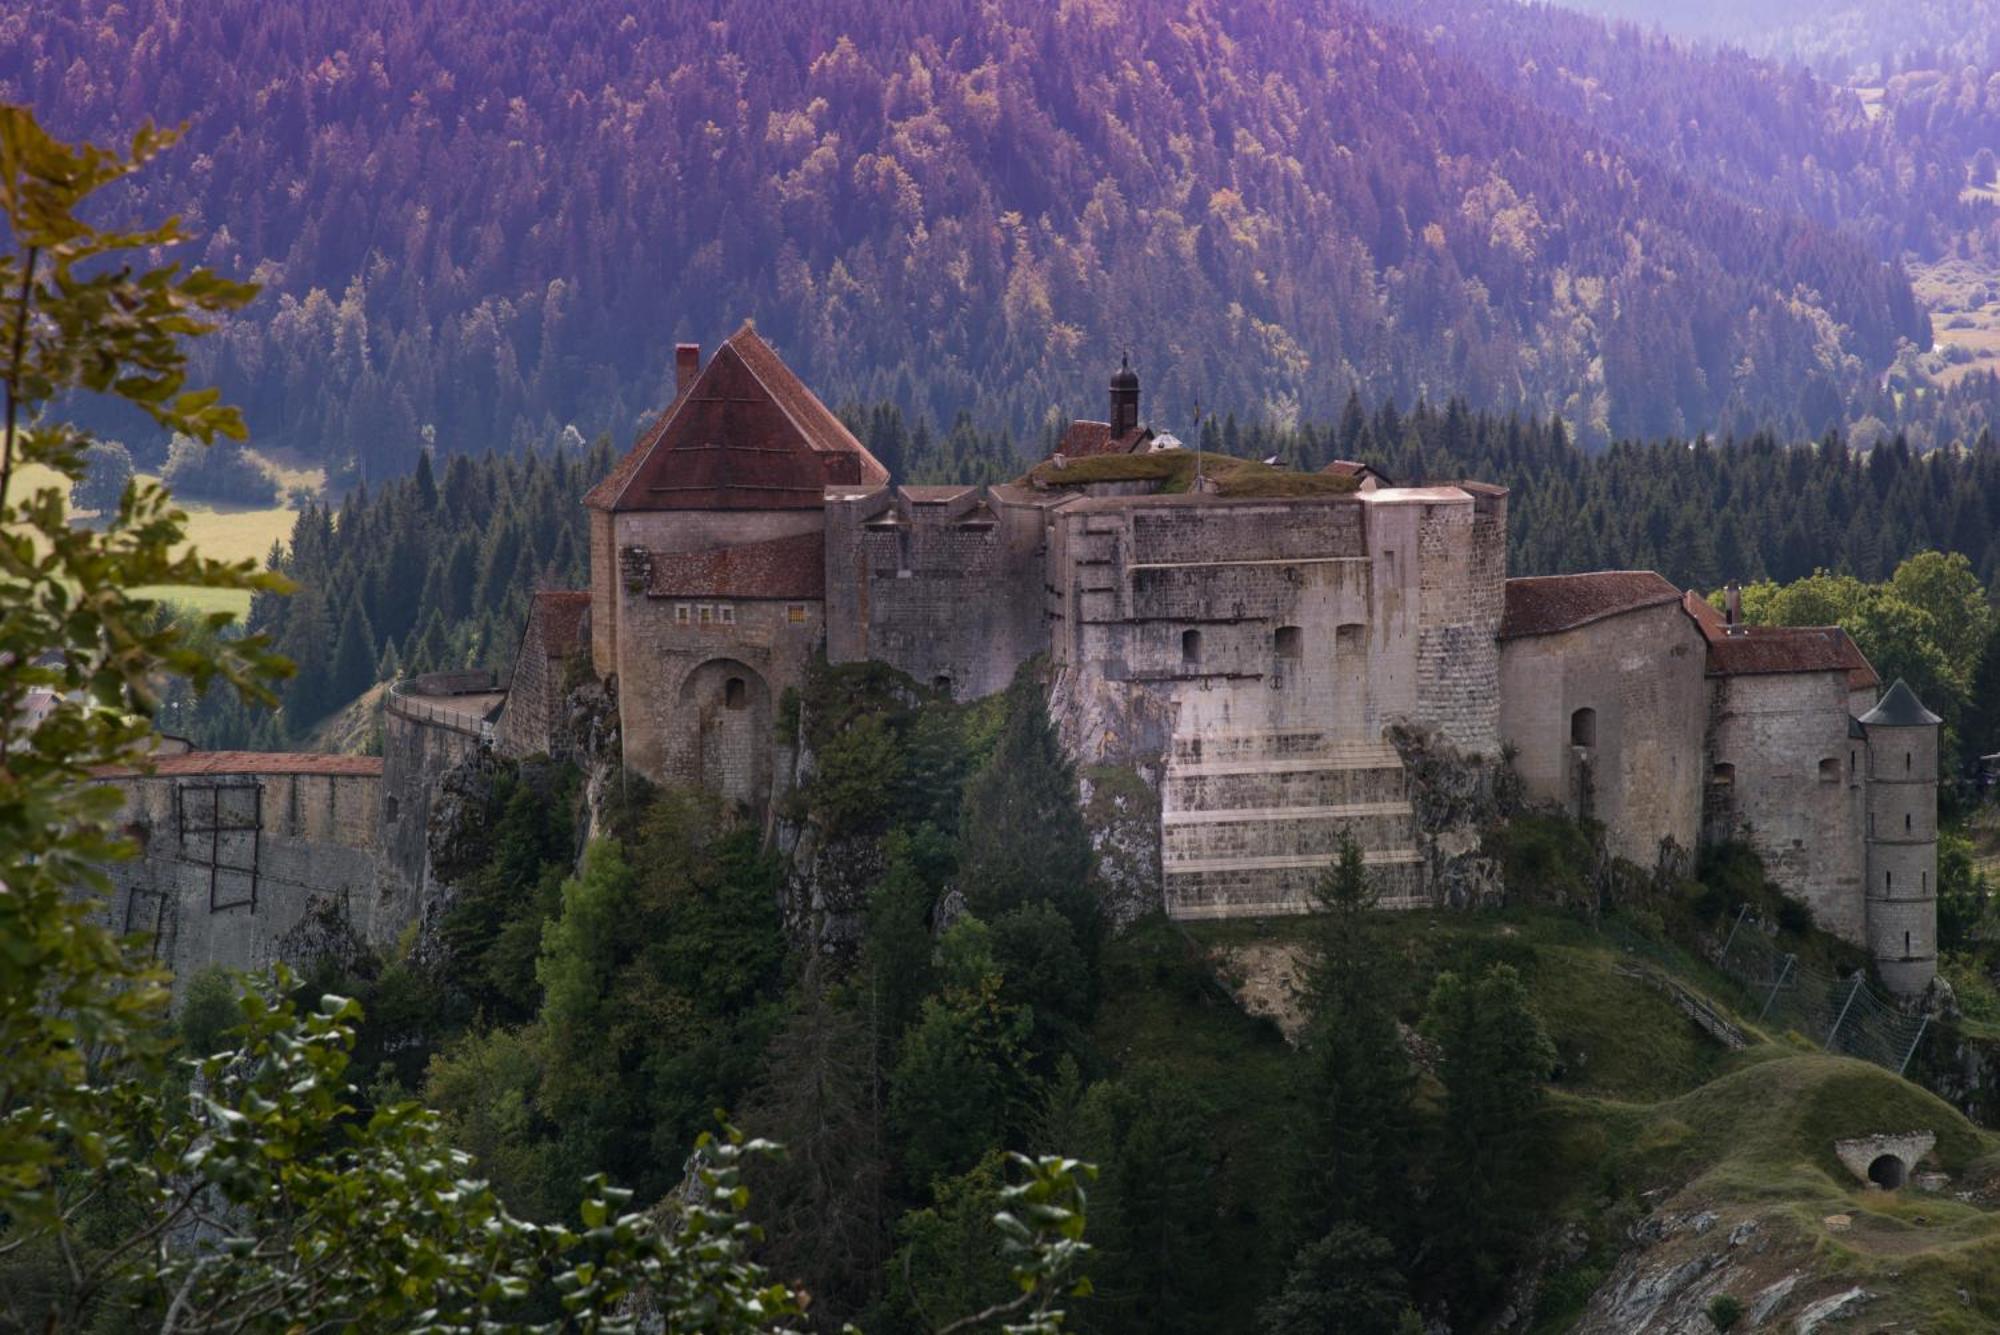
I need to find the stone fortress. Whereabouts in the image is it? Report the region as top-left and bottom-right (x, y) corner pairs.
(97, 326), (1942, 997)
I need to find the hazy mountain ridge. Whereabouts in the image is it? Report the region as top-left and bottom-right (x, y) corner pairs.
(1548, 0), (2000, 78)
(0, 0), (1947, 470)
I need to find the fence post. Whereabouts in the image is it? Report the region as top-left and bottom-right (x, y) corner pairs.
(1898, 1015), (1931, 1078)
(1757, 954), (1794, 1022)
(1719, 904), (1749, 964)
(1825, 973), (1865, 1051)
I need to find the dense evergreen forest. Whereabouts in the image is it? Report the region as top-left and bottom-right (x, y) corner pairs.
(3, 0), (1982, 474)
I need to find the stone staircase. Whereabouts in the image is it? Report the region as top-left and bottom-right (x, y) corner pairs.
(1161, 730), (1426, 919)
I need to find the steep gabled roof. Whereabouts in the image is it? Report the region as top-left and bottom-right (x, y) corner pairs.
(647, 531), (825, 600)
(1859, 678), (1941, 727)
(584, 324), (888, 512)
(1499, 571), (1682, 639)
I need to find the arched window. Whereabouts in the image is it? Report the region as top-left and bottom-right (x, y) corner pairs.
(1886, 870), (1893, 893)
(1273, 625), (1303, 660)
(1906, 751), (1913, 774)
(1711, 762), (1736, 787)
(1570, 707), (1596, 748)
(385, 795), (400, 823)
(933, 674), (953, 696)
(1905, 811), (1912, 833)
(1819, 758), (1839, 783)
(1182, 628), (1202, 669)
(724, 677), (747, 710)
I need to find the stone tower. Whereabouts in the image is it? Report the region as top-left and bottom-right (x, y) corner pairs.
(1861, 679), (1941, 995)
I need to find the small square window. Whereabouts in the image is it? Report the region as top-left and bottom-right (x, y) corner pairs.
(674, 604), (690, 625)
(718, 604), (735, 625)
(698, 605), (713, 625)
(787, 604), (807, 624)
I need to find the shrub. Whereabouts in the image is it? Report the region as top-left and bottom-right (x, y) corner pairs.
(161, 431), (280, 505)
(1707, 1292), (1743, 1331)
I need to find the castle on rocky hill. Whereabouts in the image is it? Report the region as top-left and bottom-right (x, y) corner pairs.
(100, 327), (1942, 997)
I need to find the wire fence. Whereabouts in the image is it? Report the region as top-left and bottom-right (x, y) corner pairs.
(1714, 908), (1930, 1076)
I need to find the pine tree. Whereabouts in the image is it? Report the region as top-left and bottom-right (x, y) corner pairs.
(1297, 836), (1413, 1231)
(1422, 964), (1556, 1310)
(956, 671), (1095, 940)
(413, 447), (439, 511)
(330, 593), (379, 708)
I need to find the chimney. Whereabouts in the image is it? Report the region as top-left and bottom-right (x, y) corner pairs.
(675, 343), (701, 398)
(1725, 581), (1743, 633)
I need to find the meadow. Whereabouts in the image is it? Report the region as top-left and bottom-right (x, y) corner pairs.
(9, 456), (305, 620)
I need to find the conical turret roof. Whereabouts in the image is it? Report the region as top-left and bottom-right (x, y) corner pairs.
(1858, 678), (1941, 728)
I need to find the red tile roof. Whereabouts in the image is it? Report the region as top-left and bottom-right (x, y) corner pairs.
(1499, 571), (1684, 639)
(530, 590), (591, 658)
(584, 324), (888, 512)
(95, 752), (384, 779)
(648, 530), (825, 600)
(1321, 459), (1392, 484)
(1059, 420), (1111, 456)
(1684, 593), (1879, 690)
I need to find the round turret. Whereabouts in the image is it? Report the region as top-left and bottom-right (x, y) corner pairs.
(1861, 679), (1941, 996)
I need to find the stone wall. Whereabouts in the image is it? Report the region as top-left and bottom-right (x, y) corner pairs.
(1045, 489), (1477, 918)
(381, 673), (499, 912)
(1703, 670), (1869, 943)
(824, 484), (1055, 700)
(99, 761), (388, 997)
(608, 508), (820, 790)
(1499, 601), (1706, 867)
(613, 594), (815, 812)
(589, 508), (617, 678)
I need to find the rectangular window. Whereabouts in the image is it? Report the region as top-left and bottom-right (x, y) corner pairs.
(674, 604), (690, 625)
(717, 605), (735, 625)
(697, 605), (713, 625)
(787, 604), (808, 624)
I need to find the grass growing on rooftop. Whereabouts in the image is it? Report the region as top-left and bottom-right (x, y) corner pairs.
(1025, 449), (1362, 498)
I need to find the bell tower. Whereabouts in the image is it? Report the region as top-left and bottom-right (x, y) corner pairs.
(1109, 352), (1140, 437)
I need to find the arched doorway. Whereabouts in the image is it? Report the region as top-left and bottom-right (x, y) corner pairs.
(676, 658), (772, 811)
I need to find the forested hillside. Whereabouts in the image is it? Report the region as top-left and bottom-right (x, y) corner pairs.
(0, 0), (1950, 471)
(1367, 0), (1998, 261)
(1551, 0), (2000, 78)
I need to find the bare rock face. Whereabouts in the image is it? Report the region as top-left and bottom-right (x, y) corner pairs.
(274, 891), (368, 979)
(426, 749), (506, 889)
(1081, 765), (1163, 929)
(1387, 721), (1511, 907)
(781, 824), (887, 956)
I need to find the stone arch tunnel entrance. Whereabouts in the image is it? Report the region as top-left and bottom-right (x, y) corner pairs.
(1867, 1154), (1908, 1189)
